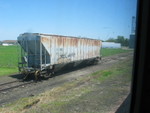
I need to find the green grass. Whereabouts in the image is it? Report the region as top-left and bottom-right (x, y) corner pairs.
(0, 46), (131, 77)
(90, 59), (132, 82)
(0, 45), (20, 76)
(0, 45), (19, 67)
(0, 67), (18, 76)
(101, 48), (131, 57)
(0, 57), (132, 113)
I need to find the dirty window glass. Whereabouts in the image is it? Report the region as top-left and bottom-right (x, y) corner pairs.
(0, 0), (137, 113)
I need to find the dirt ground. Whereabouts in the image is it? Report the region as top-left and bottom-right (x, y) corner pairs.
(0, 52), (133, 113)
(60, 70), (131, 113)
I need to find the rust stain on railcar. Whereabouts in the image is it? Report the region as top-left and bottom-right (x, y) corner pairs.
(41, 37), (49, 42)
(67, 38), (71, 46)
(87, 39), (90, 46)
(63, 37), (67, 47)
(65, 37), (70, 46)
(57, 36), (63, 46)
(41, 37), (51, 48)
(68, 38), (78, 47)
(55, 36), (80, 47)
(70, 38), (73, 47)
(93, 40), (98, 46)
(74, 38), (78, 47)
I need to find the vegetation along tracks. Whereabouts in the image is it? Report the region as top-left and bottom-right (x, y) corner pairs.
(0, 52), (133, 93)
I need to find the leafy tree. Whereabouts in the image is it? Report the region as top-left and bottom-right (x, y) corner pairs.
(105, 36), (129, 47)
(116, 36), (129, 46)
(116, 36), (124, 44)
(105, 38), (116, 42)
(124, 38), (129, 46)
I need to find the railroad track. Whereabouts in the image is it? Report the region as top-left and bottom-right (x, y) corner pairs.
(0, 52), (133, 93)
(0, 80), (34, 93)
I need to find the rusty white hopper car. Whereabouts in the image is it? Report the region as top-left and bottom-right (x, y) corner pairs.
(17, 33), (102, 79)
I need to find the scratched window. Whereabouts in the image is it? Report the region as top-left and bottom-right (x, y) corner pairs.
(0, 0), (137, 112)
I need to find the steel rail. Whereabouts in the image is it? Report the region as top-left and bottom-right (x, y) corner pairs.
(0, 81), (34, 92)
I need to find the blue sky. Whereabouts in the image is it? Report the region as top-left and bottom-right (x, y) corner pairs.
(0, 0), (137, 41)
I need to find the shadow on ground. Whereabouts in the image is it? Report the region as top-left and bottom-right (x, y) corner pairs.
(9, 63), (96, 81)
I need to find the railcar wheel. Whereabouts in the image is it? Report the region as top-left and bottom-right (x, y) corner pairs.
(35, 71), (40, 81)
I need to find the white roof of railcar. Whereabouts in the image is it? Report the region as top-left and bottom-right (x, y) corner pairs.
(20, 33), (101, 41)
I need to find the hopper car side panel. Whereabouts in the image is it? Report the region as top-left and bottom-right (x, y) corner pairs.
(41, 35), (101, 65)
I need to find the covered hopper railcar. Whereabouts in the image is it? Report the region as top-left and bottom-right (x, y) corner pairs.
(17, 33), (102, 79)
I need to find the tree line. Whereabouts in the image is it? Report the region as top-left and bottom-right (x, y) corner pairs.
(105, 36), (129, 47)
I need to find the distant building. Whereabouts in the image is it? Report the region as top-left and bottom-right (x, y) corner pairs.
(129, 34), (135, 48)
(2, 43), (13, 46)
(102, 42), (121, 48)
(2, 40), (17, 46)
